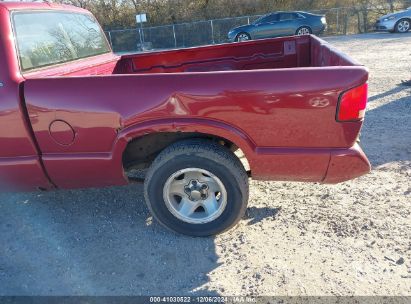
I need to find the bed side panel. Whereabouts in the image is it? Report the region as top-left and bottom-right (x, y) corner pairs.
(23, 60), (367, 188)
(310, 35), (360, 67)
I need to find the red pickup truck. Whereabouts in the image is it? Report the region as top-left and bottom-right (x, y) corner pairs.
(0, 2), (370, 236)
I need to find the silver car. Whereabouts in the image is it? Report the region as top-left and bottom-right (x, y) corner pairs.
(375, 7), (411, 33)
(228, 11), (326, 42)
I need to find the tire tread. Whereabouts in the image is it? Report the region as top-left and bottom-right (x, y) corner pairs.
(144, 139), (249, 235)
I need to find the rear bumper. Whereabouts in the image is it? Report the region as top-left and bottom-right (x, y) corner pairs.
(322, 143), (371, 184)
(250, 143), (371, 184)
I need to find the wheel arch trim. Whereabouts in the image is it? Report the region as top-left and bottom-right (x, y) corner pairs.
(113, 117), (257, 170)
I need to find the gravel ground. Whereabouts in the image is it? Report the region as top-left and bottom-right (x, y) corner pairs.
(0, 32), (410, 296)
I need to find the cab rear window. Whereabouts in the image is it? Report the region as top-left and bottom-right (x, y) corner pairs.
(12, 11), (111, 71)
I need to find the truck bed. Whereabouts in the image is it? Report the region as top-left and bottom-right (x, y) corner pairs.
(21, 35), (369, 190)
(115, 35), (359, 74)
(22, 35), (358, 78)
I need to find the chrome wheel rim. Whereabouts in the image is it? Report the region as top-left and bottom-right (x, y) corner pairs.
(398, 20), (410, 32)
(163, 168), (228, 224)
(297, 27), (310, 35)
(237, 33), (250, 42)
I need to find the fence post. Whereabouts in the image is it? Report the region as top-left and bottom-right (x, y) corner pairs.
(247, 17), (250, 25)
(336, 9), (339, 34)
(210, 20), (215, 44)
(343, 8), (348, 35)
(137, 28), (143, 51)
(107, 31), (113, 47)
(172, 25), (177, 48)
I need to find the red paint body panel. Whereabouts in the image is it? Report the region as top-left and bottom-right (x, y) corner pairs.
(0, 157), (51, 191)
(42, 153), (127, 189)
(323, 144), (371, 184)
(0, 4), (52, 191)
(0, 3), (370, 191)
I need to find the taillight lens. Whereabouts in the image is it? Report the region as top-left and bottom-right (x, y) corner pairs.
(337, 83), (368, 122)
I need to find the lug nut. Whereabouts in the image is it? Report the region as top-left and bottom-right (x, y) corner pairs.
(201, 184), (208, 190)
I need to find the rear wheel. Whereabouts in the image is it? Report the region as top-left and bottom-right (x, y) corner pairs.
(395, 19), (410, 33)
(235, 32), (251, 42)
(144, 140), (249, 236)
(296, 26), (312, 35)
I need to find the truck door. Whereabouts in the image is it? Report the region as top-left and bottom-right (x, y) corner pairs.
(0, 7), (52, 191)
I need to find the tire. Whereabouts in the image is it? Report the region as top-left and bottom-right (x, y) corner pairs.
(296, 26), (312, 36)
(235, 32), (251, 42)
(395, 19), (410, 33)
(144, 139), (249, 237)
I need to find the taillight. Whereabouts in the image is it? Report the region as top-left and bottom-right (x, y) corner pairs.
(336, 83), (368, 122)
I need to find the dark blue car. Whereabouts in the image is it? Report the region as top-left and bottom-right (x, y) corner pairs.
(228, 11), (327, 42)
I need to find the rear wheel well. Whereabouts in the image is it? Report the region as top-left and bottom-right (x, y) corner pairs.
(122, 132), (250, 175)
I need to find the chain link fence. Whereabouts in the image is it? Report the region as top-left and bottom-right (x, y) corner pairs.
(105, 7), (393, 53)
